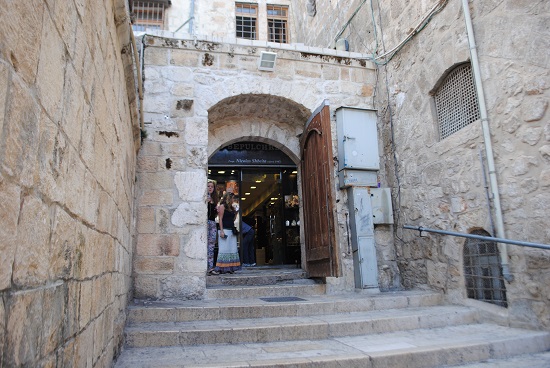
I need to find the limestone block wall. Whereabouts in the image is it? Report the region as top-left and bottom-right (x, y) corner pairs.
(0, 0), (139, 366)
(292, 0), (550, 329)
(134, 33), (401, 299)
(291, 0), (374, 51)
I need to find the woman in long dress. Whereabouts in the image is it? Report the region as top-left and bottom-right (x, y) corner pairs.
(212, 192), (241, 274)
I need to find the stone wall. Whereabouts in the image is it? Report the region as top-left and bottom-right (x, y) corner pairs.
(291, 0), (373, 51)
(0, 0), (140, 366)
(134, 34), (402, 299)
(292, 0), (550, 329)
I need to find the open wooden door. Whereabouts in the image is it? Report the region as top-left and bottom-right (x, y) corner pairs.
(300, 101), (340, 277)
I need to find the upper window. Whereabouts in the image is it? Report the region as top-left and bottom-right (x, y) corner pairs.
(132, 1), (170, 32)
(236, 3), (258, 40)
(267, 5), (289, 43)
(433, 63), (480, 139)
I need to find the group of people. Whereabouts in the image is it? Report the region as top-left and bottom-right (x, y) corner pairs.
(207, 180), (256, 275)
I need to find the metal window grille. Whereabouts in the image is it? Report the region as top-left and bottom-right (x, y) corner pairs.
(463, 229), (508, 308)
(132, 1), (166, 31)
(236, 3), (258, 40)
(267, 5), (289, 43)
(434, 63), (480, 139)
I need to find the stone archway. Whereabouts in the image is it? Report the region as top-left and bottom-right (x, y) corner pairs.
(207, 94), (311, 161)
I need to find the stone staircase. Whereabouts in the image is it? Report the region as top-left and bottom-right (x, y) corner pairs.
(115, 267), (550, 367)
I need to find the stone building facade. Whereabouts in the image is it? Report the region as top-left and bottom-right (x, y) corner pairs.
(295, 0), (549, 330)
(1, 0), (549, 367)
(135, 0), (550, 330)
(0, 0), (140, 366)
(134, 36), (398, 298)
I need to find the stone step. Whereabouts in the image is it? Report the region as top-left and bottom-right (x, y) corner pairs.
(205, 283), (327, 299)
(128, 290), (442, 323)
(124, 305), (478, 347)
(206, 266), (308, 287)
(115, 324), (550, 368)
(448, 351), (550, 367)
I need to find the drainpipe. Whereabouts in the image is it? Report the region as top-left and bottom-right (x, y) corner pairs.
(461, 0), (512, 282)
(189, 0), (195, 34)
(129, 23), (144, 133)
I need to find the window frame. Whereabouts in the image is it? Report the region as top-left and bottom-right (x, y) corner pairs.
(431, 62), (480, 140)
(267, 4), (289, 43)
(131, 1), (169, 32)
(236, 2), (259, 40)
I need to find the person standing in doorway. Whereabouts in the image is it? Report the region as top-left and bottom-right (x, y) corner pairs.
(206, 180), (219, 274)
(232, 196), (255, 267)
(212, 192), (241, 274)
(241, 219), (255, 267)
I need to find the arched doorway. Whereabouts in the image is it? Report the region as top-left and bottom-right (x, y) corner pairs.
(207, 95), (340, 279)
(208, 142), (301, 267)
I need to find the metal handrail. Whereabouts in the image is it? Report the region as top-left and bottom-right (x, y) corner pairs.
(404, 225), (550, 251)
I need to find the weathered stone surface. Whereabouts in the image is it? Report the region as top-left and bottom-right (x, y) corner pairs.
(159, 275), (205, 300)
(181, 227), (207, 260)
(540, 145), (550, 163)
(2, 78), (40, 187)
(0, 0), (44, 84)
(6, 289), (43, 366)
(41, 284), (65, 358)
(36, 15), (65, 123)
(0, 63), (8, 145)
(137, 234), (180, 256)
(49, 207), (77, 281)
(139, 190), (174, 206)
(0, 179), (19, 290)
(0, 296), (4, 363)
(136, 257), (175, 274)
(137, 207), (156, 234)
(171, 202), (205, 227)
(134, 276), (160, 299)
(175, 171), (207, 201)
(1, 0), (138, 366)
(12, 195), (51, 287)
(522, 97), (548, 122)
(540, 169), (550, 187)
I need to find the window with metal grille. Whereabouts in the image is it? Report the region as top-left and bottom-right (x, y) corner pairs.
(236, 3), (258, 40)
(434, 63), (480, 139)
(267, 5), (289, 43)
(463, 229), (507, 307)
(132, 1), (169, 32)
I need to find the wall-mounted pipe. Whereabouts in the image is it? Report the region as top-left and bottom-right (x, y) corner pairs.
(189, 0), (195, 34)
(404, 225), (550, 251)
(461, 0), (512, 281)
(129, 23), (144, 133)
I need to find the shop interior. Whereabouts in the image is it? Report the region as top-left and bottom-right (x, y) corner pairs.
(208, 167), (301, 267)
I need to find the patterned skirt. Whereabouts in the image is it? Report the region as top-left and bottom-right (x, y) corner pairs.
(207, 220), (217, 269)
(215, 229), (241, 272)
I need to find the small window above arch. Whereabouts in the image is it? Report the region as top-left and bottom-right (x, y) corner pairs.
(433, 63), (480, 140)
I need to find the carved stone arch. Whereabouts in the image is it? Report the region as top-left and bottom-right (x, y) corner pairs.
(207, 94), (311, 160)
(207, 94), (311, 128)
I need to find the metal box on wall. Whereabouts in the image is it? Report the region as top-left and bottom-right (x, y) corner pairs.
(370, 188), (394, 224)
(347, 186), (379, 290)
(336, 107), (379, 171)
(338, 169), (378, 189)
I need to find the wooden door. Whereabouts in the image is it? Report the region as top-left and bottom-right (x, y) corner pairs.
(300, 101), (340, 277)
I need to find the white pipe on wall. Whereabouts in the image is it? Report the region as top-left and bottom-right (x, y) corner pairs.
(189, 0), (195, 34)
(461, 0), (512, 282)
